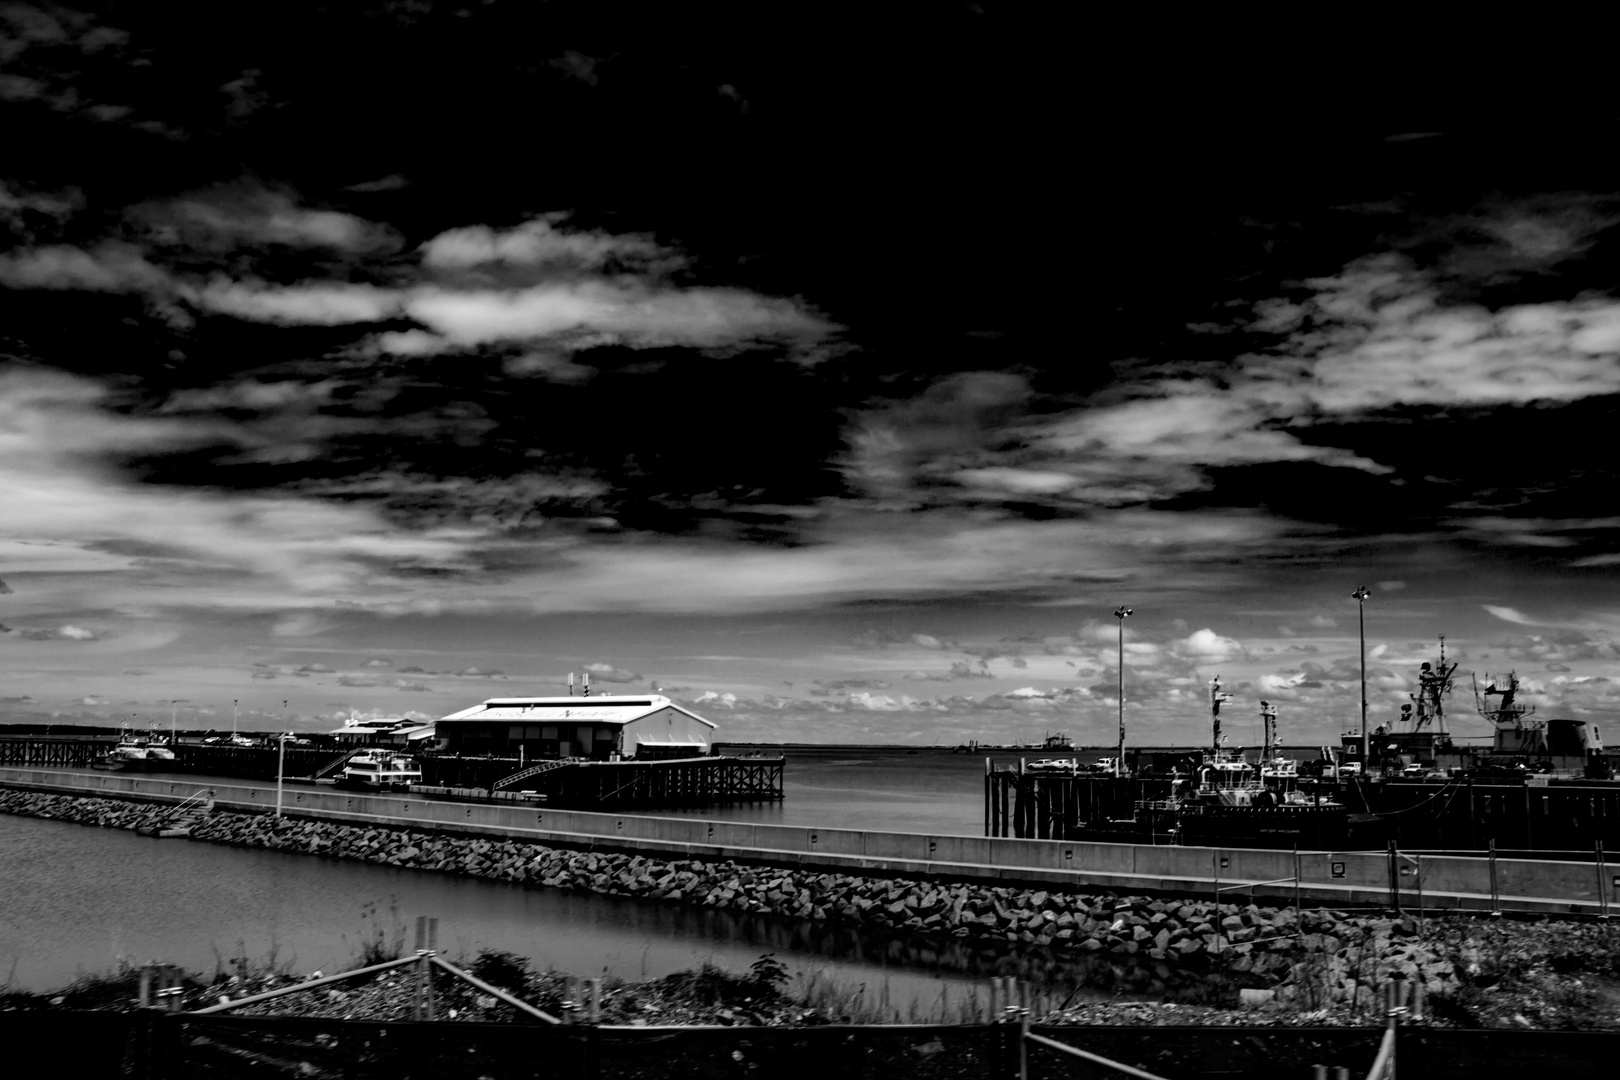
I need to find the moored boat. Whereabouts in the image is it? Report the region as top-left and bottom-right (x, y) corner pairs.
(338, 749), (422, 791)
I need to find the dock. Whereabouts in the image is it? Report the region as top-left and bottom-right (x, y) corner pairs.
(0, 736), (782, 812)
(985, 763), (1620, 851)
(424, 754), (784, 809)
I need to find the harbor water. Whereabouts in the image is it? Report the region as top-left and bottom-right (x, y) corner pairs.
(0, 755), (1109, 1000)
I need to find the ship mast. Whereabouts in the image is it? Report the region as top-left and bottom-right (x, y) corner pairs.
(1260, 699), (1278, 759)
(1408, 636), (1458, 735)
(1209, 674), (1230, 755)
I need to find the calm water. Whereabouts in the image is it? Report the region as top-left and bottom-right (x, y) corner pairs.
(0, 810), (1105, 1000)
(2, 752), (1121, 997)
(673, 751), (989, 834)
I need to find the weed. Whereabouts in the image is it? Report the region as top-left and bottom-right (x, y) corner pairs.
(469, 949), (531, 997)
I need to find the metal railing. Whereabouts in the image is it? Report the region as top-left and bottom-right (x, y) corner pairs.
(990, 975), (1171, 1080)
(149, 787), (214, 829)
(189, 916), (562, 1024)
(493, 756), (585, 791)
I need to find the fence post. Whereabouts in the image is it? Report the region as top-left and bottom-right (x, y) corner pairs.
(1387, 841), (1401, 914)
(1016, 977), (1029, 1080)
(1488, 838), (1501, 917)
(1294, 844), (1302, 914)
(424, 917), (438, 1022)
(1597, 842), (1609, 921)
(1413, 854), (1424, 931)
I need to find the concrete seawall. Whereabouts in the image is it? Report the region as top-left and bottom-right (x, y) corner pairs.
(2, 766), (1613, 916)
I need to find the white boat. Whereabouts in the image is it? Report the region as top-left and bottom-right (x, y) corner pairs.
(94, 727), (174, 771)
(338, 749), (422, 790)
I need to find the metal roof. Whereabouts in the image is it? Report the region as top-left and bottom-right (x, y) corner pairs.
(439, 693), (716, 729)
(328, 718), (437, 736)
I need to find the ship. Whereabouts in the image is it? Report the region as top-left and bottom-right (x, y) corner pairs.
(992, 677), (1379, 849)
(987, 644), (1620, 853)
(1337, 637), (1610, 780)
(337, 749), (422, 791)
(91, 727), (178, 772)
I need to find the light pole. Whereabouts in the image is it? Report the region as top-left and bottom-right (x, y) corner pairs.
(1114, 605), (1132, 777)
(1352, 586), (1370, 766)
(275, 700), (289, 819)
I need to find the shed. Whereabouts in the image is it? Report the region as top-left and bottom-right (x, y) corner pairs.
(436, 694), (716, 761)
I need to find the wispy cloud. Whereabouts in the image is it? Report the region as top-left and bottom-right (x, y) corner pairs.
(420, 215), (666, 272)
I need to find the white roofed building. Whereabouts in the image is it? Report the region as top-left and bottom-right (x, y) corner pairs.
(437, 694), (716, 761)
(328, 717), (440, 748)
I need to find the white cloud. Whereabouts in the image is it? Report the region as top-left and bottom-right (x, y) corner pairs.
(1174, 628), (1245, 662)
(1483, 605), (1542, 626)
(198, 280), (400, 324)
(133, 187), (401, 254)
(406, 281), (832, 350)
(0, 243), (169, 292)
(583, 662), (643, 684)
(420, 215), (666, 270)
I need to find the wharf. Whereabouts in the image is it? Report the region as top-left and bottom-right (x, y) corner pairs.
(3, 766), (1616, 917)
(0, 736), (784, 810)
(985, 765), (1620, 852)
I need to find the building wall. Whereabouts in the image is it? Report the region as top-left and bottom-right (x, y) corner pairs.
(621, 706), (713, 759)
(442, 721), (621, 760)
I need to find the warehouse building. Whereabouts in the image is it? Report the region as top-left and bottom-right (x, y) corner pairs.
(436, 694), (716, 761)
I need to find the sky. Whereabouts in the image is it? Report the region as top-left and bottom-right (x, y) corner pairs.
(4, 4), (1620, 747)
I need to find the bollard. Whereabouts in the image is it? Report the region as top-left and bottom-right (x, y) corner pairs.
(1311, 1067), (1327, 1080)
(1333, 1067), (1349, 1080)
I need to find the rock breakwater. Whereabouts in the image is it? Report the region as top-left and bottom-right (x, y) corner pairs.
(0, 788), (1574, 1010)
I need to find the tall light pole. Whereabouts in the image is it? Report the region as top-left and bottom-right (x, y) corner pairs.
(1352, 586), (1370, 766)
(275, 700), (289, 819)
(1114, 606), (1132, 777)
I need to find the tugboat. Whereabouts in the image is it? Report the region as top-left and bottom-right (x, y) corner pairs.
(1066, 677), (1363, 848)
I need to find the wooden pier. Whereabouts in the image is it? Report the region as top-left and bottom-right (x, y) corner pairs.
(423, 754), (785, 810)
(0, 735), (110, 769)
(985, 765), (1148, 839)
(0, 735), (786, 812)
(546, 756), (784, 809)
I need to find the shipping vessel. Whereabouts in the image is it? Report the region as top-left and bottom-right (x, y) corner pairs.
(986, 648), (1620, 852)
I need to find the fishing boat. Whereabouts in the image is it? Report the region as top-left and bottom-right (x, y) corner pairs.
(337, 749), (422, 791)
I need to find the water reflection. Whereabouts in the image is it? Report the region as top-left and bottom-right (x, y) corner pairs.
(1, 815), (1132, 1005)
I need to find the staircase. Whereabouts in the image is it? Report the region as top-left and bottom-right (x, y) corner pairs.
(313, 747), (368, 779)
(493, 757), (584, 791)
(138, 789), (215, 838)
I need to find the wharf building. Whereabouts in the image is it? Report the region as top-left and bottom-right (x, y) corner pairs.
(435, 694), (717, 762)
